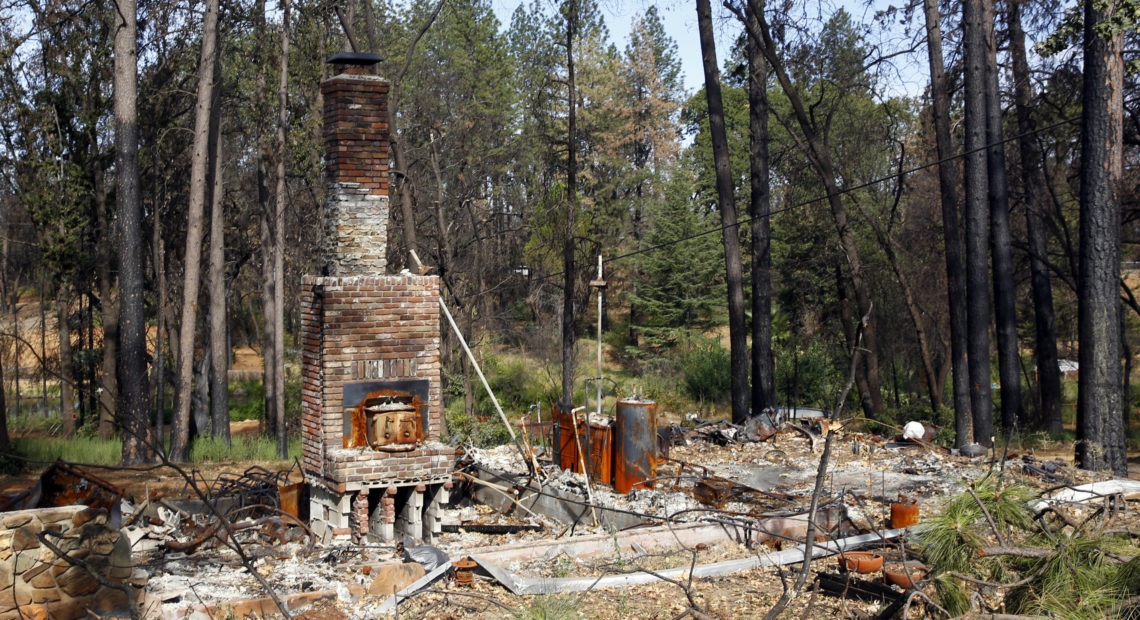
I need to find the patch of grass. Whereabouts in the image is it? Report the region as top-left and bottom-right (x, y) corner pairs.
(190, 434), (301, 463)
(8, 433), (300, 467)
(6, 412), (63, 435)
(12, 435), (122, 466)
(513, 593), (579, 620)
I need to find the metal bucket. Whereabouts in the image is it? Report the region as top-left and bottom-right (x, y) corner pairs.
(615, 399), (657, 494)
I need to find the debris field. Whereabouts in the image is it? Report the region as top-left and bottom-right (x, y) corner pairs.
(4, 411), (1136, 620)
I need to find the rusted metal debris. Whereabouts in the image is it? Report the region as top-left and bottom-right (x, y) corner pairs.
(162, 505), (315, 556)
(691, 474), (797, 509)
(0, 462), (125, 525)
(159, 464), (314, 556)
(208, 464), (300, 518)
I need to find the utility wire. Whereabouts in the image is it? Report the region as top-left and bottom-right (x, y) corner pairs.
(527, 113), (1080, 285)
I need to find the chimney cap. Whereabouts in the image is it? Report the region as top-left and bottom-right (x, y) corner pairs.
(327, 52), (383, 67)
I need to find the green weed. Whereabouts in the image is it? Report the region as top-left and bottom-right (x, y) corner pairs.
(12, 435), (122, 466)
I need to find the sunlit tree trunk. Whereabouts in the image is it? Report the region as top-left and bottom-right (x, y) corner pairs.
(273, 0), (290, 459)
(171, 0), (221, 462)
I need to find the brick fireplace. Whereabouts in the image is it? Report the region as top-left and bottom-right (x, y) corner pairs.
(302, 53), (454, 544)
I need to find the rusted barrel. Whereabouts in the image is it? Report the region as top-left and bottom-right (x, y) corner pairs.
(553, 403), (580, 473)
(615, 398), (657, 494)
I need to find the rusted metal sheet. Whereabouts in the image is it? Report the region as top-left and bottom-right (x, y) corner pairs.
(615, 399), (657, 494)
(278, 482), (310, 521)
(584, 420), (614, 485)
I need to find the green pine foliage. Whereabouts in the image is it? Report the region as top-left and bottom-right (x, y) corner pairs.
(631, 172), (726, 348)
(920, 475), (1140, 617)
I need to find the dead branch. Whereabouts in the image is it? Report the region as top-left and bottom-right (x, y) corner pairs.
(638, 550), (713, 620)
(397, 586), (516, 614)
(977, 546), (1050, 558)
(761, 305), (868, 620)
(906, 589), (951, 618)
(968, 485), (1007, 547)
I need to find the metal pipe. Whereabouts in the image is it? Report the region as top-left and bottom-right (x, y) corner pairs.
(595, 254), (603, 419)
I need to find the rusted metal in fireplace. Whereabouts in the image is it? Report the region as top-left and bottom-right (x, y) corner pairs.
(343, 380), (429, 450)
(352, 391), (422, 450)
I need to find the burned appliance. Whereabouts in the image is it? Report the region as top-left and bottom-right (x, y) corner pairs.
(301, 53), (454, 544)
(343, 381), (428, 450)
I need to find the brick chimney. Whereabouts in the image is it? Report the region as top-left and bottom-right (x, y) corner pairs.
(302, 54), (453, 545)
(320, 54), (390, 275)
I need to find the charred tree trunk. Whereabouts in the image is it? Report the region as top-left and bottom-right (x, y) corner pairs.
(747, 3), (774, 414)
(96, 177), (119, 440)
(699, 0), (749, 423)
(983, 0), (1021, 434)
(153, 234), (167, 457)
(1009, 0), (1062, 435)
(254, 0), (278, 441)
(924, 0), (971, 445)
(738, 1), (882, 417)
(0, 346), (8, 452)
(58, 287), (75, 436)
(207, 48), (230, 445)
(561, 0), (579, 411)
(963, 0), (994, 447)
(1076, 0), (1126, 475)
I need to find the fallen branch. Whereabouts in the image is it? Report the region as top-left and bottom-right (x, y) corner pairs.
(968, 485), (1007, 547)
(977, 546), (1050, 558)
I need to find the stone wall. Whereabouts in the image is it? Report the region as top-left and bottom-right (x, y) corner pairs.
(0, 505), (135, 620)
